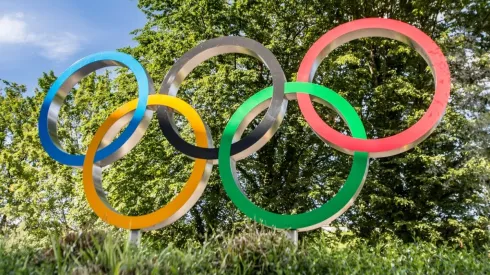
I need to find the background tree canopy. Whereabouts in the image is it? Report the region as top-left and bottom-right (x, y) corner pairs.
(1, 0), (489, 247)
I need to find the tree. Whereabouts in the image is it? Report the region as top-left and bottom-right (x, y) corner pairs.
(0, 0), (489, 246)
(124, 0), (490, 244)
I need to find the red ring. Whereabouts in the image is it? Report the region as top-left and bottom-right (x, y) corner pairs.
(297, 18), (450, 158)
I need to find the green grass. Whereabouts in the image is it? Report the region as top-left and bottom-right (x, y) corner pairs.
(0, 229), (488, 274)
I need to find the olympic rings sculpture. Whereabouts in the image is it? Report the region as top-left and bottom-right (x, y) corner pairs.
(38, 18), (450, 232)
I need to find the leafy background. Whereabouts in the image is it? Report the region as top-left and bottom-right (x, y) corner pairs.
(0, 0), (489, 248)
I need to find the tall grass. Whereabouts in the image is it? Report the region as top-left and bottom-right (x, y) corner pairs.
(0, 228), (488, 274)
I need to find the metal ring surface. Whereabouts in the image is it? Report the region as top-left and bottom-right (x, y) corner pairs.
(38, 51), (154, 167)
(297, 18), (451, 158)
(83, 94), (212, 231)
(218, 82), (369, 231)
(157, 36), (288, 162)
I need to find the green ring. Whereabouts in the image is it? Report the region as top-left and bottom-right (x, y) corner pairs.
(218, 82), (369, 230)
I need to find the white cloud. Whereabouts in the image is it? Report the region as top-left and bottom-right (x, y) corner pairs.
(35, 32), (81, 60)
(0, 13), (82, 61)
(0, 12), (30, 43)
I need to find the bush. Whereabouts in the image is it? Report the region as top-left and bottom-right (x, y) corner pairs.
(0, 228), (488, 274)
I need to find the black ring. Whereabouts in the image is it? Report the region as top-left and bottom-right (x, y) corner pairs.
(157, 36), (287, 161)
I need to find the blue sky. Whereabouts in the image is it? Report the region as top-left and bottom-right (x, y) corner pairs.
(0, 0), (146, 95)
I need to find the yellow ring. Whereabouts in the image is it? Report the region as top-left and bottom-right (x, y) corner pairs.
(83, 94), (210, 230)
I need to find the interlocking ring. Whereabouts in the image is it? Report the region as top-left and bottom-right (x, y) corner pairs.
(83, 95), (212, 231)
(39, 52), (154, 167)
(297, 18), (451, 158)
(157, 36), (288, 163)
(218, 82), (369, 231)
(38, 18), (450, 231)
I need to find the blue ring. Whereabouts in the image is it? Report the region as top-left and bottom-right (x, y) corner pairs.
(38, 51), (150, 166)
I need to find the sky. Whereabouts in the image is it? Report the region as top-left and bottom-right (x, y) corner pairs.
(0, 0), (146, 95)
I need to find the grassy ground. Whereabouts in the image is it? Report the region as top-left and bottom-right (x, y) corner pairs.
(0, 229), (489, 274)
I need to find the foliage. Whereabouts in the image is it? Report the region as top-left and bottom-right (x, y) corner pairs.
(0, 229), (489, 274)
(0, 0), (489, 248)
